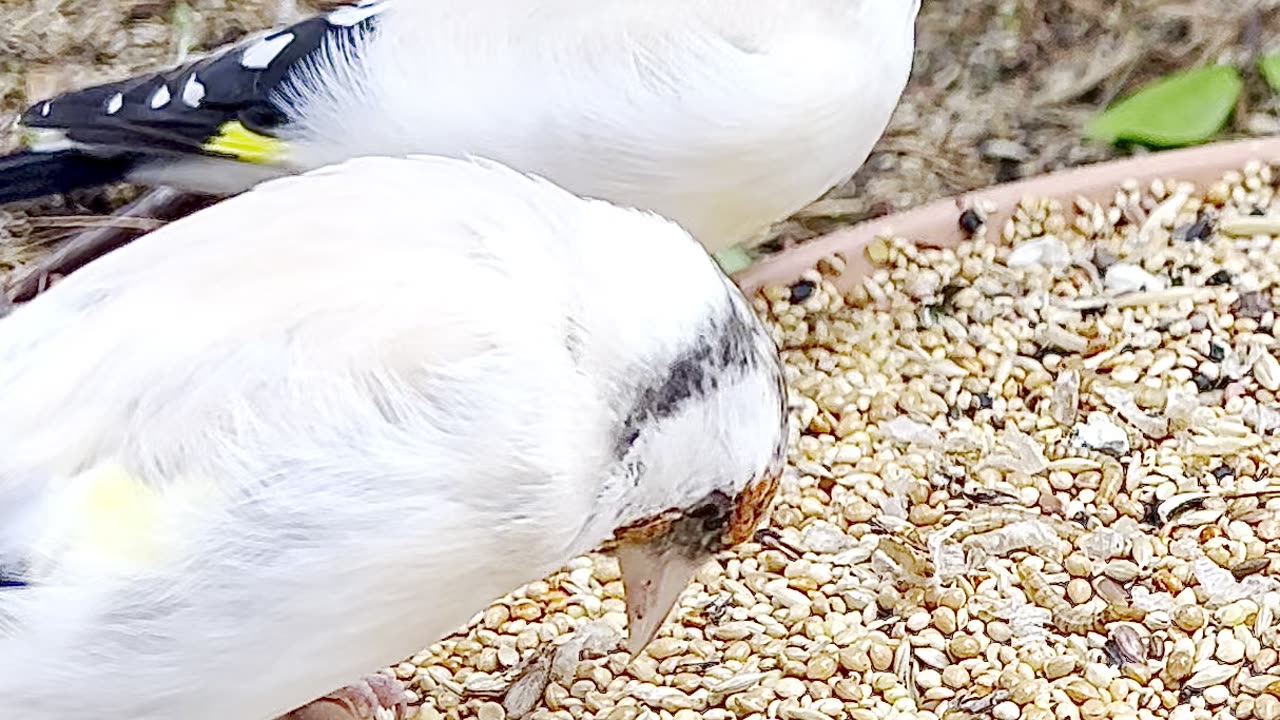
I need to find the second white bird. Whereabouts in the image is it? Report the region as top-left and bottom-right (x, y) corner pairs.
(3, 0), (921, 255)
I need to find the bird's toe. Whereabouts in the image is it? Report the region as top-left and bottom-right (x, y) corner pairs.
(278, 674), (410, 720)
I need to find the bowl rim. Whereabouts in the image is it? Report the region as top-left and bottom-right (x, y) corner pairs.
(732, 136), (1280, 295)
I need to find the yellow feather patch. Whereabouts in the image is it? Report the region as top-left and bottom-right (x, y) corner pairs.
(31, 463), (221, 579)
(202, 120), (287, 164)
(66, 464), (169, 568)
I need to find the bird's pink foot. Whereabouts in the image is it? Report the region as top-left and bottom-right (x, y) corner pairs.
(278, 674), (411, 720)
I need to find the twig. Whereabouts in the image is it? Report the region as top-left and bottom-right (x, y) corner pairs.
(4, 187), (215, 303)
(24, 215), (169, 232)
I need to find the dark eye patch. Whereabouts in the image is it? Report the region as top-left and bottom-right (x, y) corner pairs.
(670, 490), (734, 555)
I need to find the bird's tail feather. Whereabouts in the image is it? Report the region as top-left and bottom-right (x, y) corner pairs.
(0, 150), (137, 205)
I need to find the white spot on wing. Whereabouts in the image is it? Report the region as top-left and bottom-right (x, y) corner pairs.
(150, 84), (172, 109)
(241, 32), (295, 70)
(39, 102), (51, 117)
(182, 75), (206, 107)
(106, 93), (124, 115)
(327, 1), (386, 27)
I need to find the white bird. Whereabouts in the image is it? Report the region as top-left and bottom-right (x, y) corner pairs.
(0, 0), (920, 275)
(0, 154), (789, 720)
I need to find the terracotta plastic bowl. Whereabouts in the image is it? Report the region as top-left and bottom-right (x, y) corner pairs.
(733, 136), (1280, 295)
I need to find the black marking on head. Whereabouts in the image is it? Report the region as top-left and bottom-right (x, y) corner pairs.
(18, 4), (384, 158)
(612, 292), (771, 459)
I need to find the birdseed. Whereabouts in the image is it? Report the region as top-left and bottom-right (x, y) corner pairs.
(374, 159), (1280, 720)
(3, 3), (1280, 718)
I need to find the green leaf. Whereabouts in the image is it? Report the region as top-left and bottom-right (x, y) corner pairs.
(1260, 54), (1280, 94)
(1084, 65), (1243, 148)
(713, 245), (755, 275)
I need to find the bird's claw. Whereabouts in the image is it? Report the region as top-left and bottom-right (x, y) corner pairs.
(278, 674), (411, 720)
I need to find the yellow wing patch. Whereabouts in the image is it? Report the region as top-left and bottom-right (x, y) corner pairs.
(70, 464), (169, 566)
(202, 120), (288, 165)
(30, 463), (221, 579)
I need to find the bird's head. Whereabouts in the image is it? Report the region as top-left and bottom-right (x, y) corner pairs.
(591, 274), (789, 657)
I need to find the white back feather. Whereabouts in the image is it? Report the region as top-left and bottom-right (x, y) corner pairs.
(261, 0), (921, 251)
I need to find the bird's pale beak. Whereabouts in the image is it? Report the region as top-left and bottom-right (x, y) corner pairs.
(617, 541), (706, 657)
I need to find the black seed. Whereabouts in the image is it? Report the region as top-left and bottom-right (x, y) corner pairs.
(1102, 640), (1125, 667)
(1193, 374), (1232, 393)
(1207, 270), (1232, 287)
(1194, 373), (1216, 393)
(959, 208), (984, 234)
(940, 283), (965, 310)
(1189, 216), (1215, 240)
(789, 280), (815, 305)
(1173, 215), (1214, 243)
(1211, 465), (1233, 480)
(977, 394), (994, 410)
(1208, 344), (1225, 362)
(1142, 501), (1162, 528)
